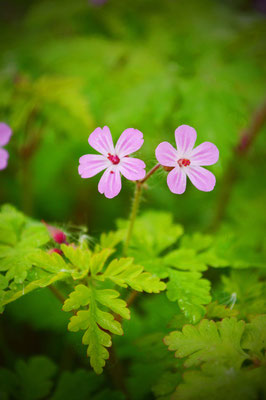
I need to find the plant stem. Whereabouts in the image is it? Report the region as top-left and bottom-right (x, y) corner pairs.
(49, 285), (66, 304)
(123, 163), (161, 256)
(123, 182), (142, 256)
(209, 101), (266, 231)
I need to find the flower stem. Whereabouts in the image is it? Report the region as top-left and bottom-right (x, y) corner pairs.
(123, 163), (161, 256)
(123, 182), (142, 256)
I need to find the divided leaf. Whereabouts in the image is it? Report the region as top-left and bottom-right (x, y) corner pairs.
(63, 285), (130, 374)
(166, 270), (211, 323)
(164, 318), (248, 369)
(103, 258), (166, 293)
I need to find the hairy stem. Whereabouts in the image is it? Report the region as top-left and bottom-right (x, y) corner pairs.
(210, 101), (266, 231)
(123, 163), (161, 256)
(123, 183), (142, 256)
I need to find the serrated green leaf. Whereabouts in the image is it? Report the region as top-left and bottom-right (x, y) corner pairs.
(164, 318), (248, 369)
(1, 270), (68, 309)
(15, 356), (57, 400)
(95, 289), (130, 320)
(222, 270), (266, 319)
(104, 258), (166, 293)
(241, 314), (266, 359)
(166, 269), (211, 323)
(180, 233), (213, 252)
(30, 250), (70, 274)
(205, 301), (239, 320)
(164, 248), (207, 271)
(90, 248), (114, 276)
(61, 244), (91, 271)
(174, 363), (266, 400)
(118, 211), (184, 257)
(99, 230), (125, 250)
(63, 284), (91, 312)
(65, 286), (128, 374)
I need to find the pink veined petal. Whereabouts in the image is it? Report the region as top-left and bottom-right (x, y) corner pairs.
(78, 154), (109, 178)
(98, 167), (122, 199)
(167, 166), (187, 194)
(175, 125), (197, 155)
(186, 166), (216, 192)
(88, 126), (115, 156)
(0, 123), (12, 147)
(0, 148), (9, 170)
(155, 142), (178, 167)
(119, 157), (146, 181)
(190, 142), (219, 166)
(115, 128), (144, 158)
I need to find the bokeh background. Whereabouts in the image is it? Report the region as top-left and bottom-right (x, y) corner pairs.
(0, 0), (266, 397)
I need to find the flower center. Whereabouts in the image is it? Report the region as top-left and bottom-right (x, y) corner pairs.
(108, 153), (120, 165)
(178, 158), (190, 167)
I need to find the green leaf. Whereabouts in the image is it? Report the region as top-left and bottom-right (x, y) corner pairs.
(166, 269), (211, 323)
(98, 230), (125, 250)
(174, 363), (266, 400)
(241, 314), (266, 359)
(30, 250), (70, 274)
(164, 318), (248, 369)
(117, 211), (183, 257)
(205, 301), (239, 320)
(103, 258), (166, 293)
(51, 370), (104, 400)
(163, 248), (207, 271)
(64, 286), (129, 374)
(61, 244), (91, 271)
(180, 233), (213, 252)
(1, 270), (68, 310)
(0, 206), (50, 284)
(222, 270), (266, 318)
(62, 284), (91, 312)
(15, 356), (57, 400)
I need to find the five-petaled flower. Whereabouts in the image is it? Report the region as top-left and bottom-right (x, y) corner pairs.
(0, 123), (12, 170)
(155, 125), (219, 194)
(78, 126), (146, 198)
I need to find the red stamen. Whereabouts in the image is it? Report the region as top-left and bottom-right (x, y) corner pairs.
(178, 158), (191, 167)
(107, 153), (120, 165)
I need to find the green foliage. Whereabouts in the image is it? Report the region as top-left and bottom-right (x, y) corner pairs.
(0, 356), (57, 400)
(164, 315), (266, 399)
(0, 356), (124, 400)
(165, 318), (247, 369)
(0, 205), (49, 284)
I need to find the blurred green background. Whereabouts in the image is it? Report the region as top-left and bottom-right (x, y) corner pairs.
(0, 0), (265, 233)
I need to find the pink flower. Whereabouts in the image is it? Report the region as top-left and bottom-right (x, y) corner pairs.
(78, 126), (146, 198)
(155, 125), (219, 194)
(0, 123), (12, 170)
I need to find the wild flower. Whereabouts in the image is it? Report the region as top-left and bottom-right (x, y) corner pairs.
(0, 123), (12, 170)
(78, 126), (146, 198)
(155, 125), (219, 194)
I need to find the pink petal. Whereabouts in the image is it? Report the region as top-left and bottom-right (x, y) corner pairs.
(0, 148), (9, 170)
(98, 168), (122, 198)
(155, 142), (178, 167)
(0, 123), (12, 147)
(119, 157), (146, 181)
(88, 126), (114, 156)
(186, 166), (216, 192)
(115, 128), (144, 158)
(78, 154), (109, 178)
(190, 142), (219, 166)
(167, 166), (187, 194)
(175, 125), (197, 155)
